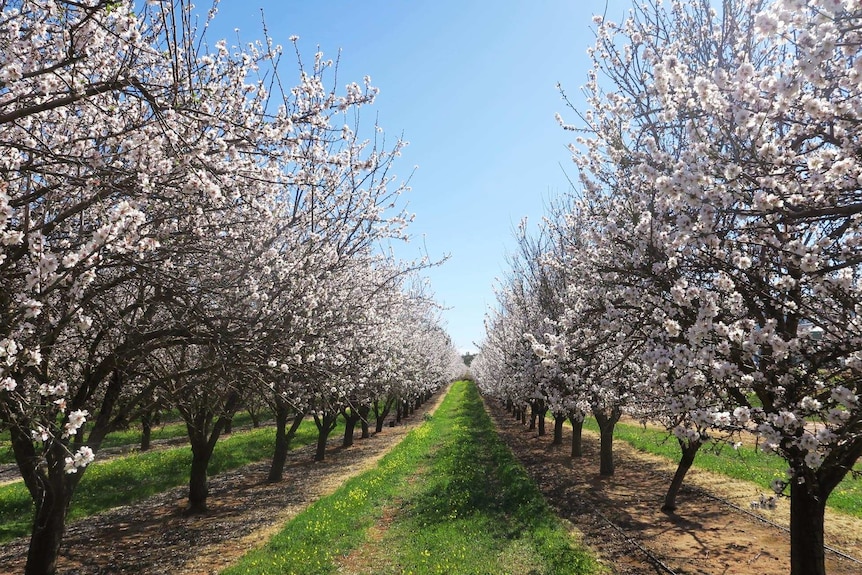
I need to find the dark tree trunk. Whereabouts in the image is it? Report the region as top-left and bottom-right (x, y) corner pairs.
(140, 411), (153, 451)
(537, 405), (548, 436)
(313, 411), (339, 461)
(789, 479), (827, 575)
(342, 408), (360, 448)
(21, 440), (81, 575)
(247, 406), (261, 428)
(187, 438), (212, 514)
(17, 369), (127, 575)
(396, 402), (403, 423)
(267, 403), (305, 483)
(662, 438), (701, 512)
(223, 417), (233, 435)
(184, 393), (239, 513)
(593, 406), (621, 476)
(359, 405), (371, 439)
(374, 398), (393, 433)
(506, 399), (513, 413)
(569, 415), (584, 458)
(552, 415), (565, 445)
(26, 491), (67, 575)
(520, 408), (527, 425)
(528, 404), (537, 431)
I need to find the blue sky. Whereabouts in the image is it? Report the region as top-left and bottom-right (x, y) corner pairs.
(205, 1), (630, 353)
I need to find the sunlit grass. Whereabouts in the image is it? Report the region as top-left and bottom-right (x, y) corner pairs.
(223, 382), (602, 575)
(582, 418), (862, 517)
(374, 382), (601, 575)
(0, 410), (273, 464)
(0, 418), (327, 543)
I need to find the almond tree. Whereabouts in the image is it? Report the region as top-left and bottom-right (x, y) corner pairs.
(567, 1), (862, 572)
(0, 2), (248, 570)
(0, 0), (414, 569)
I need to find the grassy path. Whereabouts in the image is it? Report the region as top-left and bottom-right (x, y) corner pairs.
(223, 381), (601, 575)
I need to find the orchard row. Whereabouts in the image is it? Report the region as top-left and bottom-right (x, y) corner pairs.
(474, 2), (862, 575)
(0, 2), (464, 574)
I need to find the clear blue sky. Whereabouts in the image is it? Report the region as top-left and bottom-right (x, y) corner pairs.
(205, 0), (630, 354)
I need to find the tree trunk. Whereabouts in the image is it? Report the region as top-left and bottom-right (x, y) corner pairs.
(569, 415), (584, 458)
(528, 404), (537, 431)
(593, 406), (621, 476)
(359, 405), (371, 439)
(662, 438), (701, 512)
(373, 398), (393, 432)
(537, 405), (548, 436)
(342, 409), (360, 448)
(520, 408), (527, 425)
(22, 442), (79, 575)
(26, 494), (67, 575)
(313, 411), (338, 461)
(248, 406), (261, 428)
(140, 411), (153, 451)
(268, 405), (305, 483)
(396, 402), (403, 423)
(14, 369), (124, 575)
(789, 480), (827, 575)
(187, 437), (211, 514)
(552, 415), (565, 445)
(184, 393), (238, 513)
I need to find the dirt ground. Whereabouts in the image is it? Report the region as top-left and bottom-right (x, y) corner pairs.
(484, 399), (862, 575)
(2, 388), (861, 575)
(0, 392), (448, 575)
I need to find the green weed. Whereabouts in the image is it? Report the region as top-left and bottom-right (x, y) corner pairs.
(223, 382), (601, 575)
(0, 419), (324, 543)
(582, 418), (862, 517)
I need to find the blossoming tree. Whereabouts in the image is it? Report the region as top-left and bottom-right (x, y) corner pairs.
(561, 0), (862, 571)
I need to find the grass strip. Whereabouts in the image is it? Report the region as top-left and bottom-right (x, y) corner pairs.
(223, 381), (601, 575)
(0, 418), (330, 543)
(0, 411), (272, 464)
(581, 418), (862, 517)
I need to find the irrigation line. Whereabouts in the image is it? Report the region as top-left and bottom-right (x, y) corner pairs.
(586, 502), (680, 575)
(695, 490), (862, 566)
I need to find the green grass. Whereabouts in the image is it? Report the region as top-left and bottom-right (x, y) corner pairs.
(0, 410), (273, 464)
(582, 418), (862, 517)
(223, 381), (601, 575)
(0, 418), (328, 543)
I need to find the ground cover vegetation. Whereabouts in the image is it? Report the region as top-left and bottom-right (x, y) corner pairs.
(0, 1), (465, 573)
(0, 417), (330, 543)
(473, 1), (862, 574)
(0, 408), (271, 464)
(579, 417), (862, 518)
(223, 381), (601, 575)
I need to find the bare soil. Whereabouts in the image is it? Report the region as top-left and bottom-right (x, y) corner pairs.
(2, 388), (860, 575)
(485, 399), (862, 575)
(0, 393), (447, 575)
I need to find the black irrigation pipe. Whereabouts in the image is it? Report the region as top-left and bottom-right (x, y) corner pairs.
(694, 490), (862, 566)
(586, 502), (680, 575)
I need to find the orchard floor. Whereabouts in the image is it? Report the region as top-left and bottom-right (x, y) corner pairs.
(3, 388), (861, 575)
(485, 399), (862, 575)
(0, 390), (449, 575)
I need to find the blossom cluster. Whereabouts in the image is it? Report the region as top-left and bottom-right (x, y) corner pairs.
(476, 0), (862, 533)
(1, 4), (461, 571)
